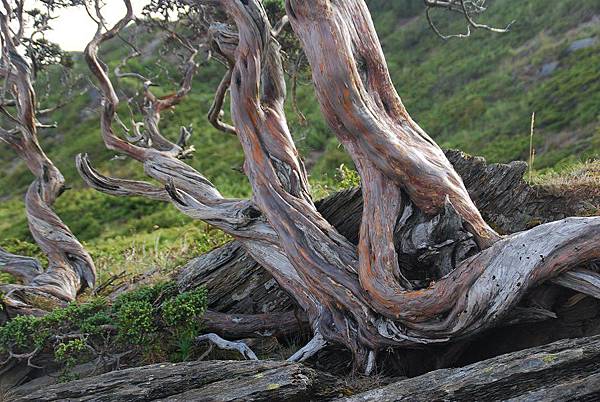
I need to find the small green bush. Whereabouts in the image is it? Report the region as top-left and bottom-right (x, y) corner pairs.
(0, 282), (209, 374)
(162, 287), (207, 328)
(116, 300), (155, 344)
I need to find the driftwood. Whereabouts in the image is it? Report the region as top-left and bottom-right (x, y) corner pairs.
(12, 360), (336, 402)
(341, 334), (600, 401)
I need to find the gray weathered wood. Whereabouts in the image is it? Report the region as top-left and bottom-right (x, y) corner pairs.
(13, 360), (335, 402)
(341, 335), (600, 401)
(551, 268), (600, 300)
(177, 152), (598, 316)
(446, 149), (600, 234)
(178, 242), (295, 314)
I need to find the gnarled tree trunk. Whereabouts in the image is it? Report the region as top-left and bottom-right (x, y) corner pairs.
(77, 0), (600, 372)
(0, 4), (95, 320)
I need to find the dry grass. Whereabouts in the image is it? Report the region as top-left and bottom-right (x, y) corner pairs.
(532, 160), (600, 202)
(337, 372), (395, 397)
(0, 387), (16, 402)
(533, 160), (600, 198)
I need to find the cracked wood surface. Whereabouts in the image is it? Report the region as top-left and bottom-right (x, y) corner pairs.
(13, 360), (335, 402)
(341, 335), (600, 401)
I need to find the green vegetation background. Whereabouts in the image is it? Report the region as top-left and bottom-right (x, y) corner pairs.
(1, 0), (599, 283)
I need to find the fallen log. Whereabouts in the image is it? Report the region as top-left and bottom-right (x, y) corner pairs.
(12, 360), (336, 402)
(341, 334), (600, 401)
(11, 335), (600, 401)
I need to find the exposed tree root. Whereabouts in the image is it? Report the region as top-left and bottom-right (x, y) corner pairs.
(288, 331), (327, 363)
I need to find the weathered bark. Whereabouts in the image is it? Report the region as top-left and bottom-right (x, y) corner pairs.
(180, 151), (599, 317)
(12, 360), (336, 402)
(341, 334), (600, 401)
(286, 0), (499, 247)
(0, 5), (95, 319)
(77, 0), (600, 371)
(446, 149), (600, 233)
(11, 335), (600, 401)
(178, 242), (295, 314)
(202, 310), (308, 339)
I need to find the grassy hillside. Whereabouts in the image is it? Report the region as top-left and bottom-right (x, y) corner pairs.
(1, 0), (598, 284)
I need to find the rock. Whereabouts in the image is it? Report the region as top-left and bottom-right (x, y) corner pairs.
(340, 335), (600, 401)
(567, 37), (597, 52)
(539, 61), (559, 77)
(12, 360), (336, 402)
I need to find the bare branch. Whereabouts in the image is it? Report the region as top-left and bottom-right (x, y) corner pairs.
(424, 0), (514, 40)
(207, 67), (236, 135)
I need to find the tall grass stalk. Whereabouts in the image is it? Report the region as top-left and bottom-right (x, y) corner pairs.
(529, 112), (536, 183)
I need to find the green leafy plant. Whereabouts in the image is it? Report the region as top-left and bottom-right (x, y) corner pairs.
(116, 300), (156, 344)
(162, 287), (207, 328)
(54, 338), (89, 382)
(337, 164), (361, 188)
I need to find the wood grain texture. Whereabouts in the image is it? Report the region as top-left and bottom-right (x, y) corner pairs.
(13, 360), (335, 402)
(77, 0), (600, 371)
(341, 335), (600, 401)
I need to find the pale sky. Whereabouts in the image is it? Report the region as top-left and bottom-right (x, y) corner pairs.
(41, 0), (148, 51)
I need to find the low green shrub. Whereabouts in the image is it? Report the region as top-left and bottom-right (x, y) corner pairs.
(0, 282), (208, 379)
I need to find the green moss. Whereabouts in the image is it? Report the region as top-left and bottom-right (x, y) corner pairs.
(542, 354), (558, 363)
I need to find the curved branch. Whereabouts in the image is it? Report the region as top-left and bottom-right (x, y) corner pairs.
(207, 67), (236, 135)
(0, 248), (42, 284)
(76, 153), (170, 202)
(196, 333), (258, 360)
(287, 331), (327, 363)
(286, 0), (499, 249)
